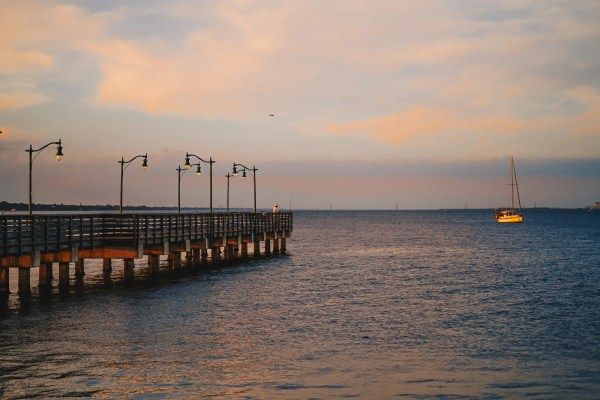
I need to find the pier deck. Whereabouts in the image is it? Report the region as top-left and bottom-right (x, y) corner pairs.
(0, 212), (292, 296)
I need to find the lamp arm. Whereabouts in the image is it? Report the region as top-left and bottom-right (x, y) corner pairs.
(187, 153), (214, 165)
(121, 154), (147, 164)
(233, 163), (257, 174)
(30, 140), (61, 153)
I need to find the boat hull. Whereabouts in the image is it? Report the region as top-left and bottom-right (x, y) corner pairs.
(496, 214), (523, 223)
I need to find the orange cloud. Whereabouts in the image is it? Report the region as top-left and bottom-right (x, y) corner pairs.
(0, 91), (48, 111)
(326, 108), (548, 145)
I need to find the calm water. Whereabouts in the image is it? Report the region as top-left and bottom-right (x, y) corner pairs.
(1, 210), (599, 399)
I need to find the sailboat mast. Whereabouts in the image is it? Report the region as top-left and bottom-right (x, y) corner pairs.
(510, 156), (514, 210)
(513, 157), (522, 212)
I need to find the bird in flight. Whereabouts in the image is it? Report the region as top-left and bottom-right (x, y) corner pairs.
(268, 114), (275, 117)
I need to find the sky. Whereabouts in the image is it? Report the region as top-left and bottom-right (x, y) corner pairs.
(0, 0), (599, 209)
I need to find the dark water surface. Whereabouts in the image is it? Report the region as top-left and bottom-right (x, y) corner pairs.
(1, 210), (599, 399)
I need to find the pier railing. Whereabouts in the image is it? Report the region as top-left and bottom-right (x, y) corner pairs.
(0, 212), (293, 257)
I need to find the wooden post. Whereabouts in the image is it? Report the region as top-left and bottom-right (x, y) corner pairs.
(272, 238), (280, 254)
(0, 267), (9, 296)
(102, 258), (112, 276)
(39, 262), (52, 291)
(280, 237), (287, 253)
(201, 249), (208, 262)
(123, 258), (134, 284)
(18, 268), (31, 297)
(241, 242), (248, 257)
(185, 251), (193, 267)
(75, 258), (85, 278)
(47, 262), (53, 280)
(264, 239), (271, 255)
(59, 262), (70, 292)
(253, 240), (260, 257)
(210, 247), (219, 263)
(192, 248), (200, 266)
(225, 245), (235, 261)
(148, 254), (160, 278)
(169, 252), (181, 271)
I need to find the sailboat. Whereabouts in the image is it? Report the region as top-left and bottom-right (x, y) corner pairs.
(494, 156), (524, 223)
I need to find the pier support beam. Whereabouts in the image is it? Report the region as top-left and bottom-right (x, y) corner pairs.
(210, 247), (219, 263)
(123, 259), (134, 284)
(75, 259), (85, 278)
(18, 268), (31, 297)
(59, 262), (70, 292)
(281, 237), (286, 253)
(241, 242), (248, 257)
(148, 254), (160, 278)
(0, 267), (10, 296)
(225, 245), (235, 261)
(253, 240), (260, 257)
(39, 262), (53, 291)
(273, 238), (280, 254)
(168, 252), (181, 271)
(185, 251), (193, 267)
(201, 249), (208, 263)
(264, 239), (271, 255)
(192, 249), (200, 267)
(102, 258), (112, 277)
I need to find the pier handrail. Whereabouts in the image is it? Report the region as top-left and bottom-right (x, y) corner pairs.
(0, 212), (293, 257)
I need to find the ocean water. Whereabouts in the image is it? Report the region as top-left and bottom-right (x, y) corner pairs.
(1, 209), (599, 399)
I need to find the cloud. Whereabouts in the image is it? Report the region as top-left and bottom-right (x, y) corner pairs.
(0, 90), (48, 111)
(0, 0), (598, 161)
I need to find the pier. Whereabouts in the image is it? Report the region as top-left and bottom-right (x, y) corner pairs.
(0, 212), (292, 297)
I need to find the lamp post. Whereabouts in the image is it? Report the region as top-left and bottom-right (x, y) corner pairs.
(232, 163), (258, 213)
(225, 173), (235, 213)
(177, 163), (201, 213)
(118, 153), (148, 213)
(26, 139), (63, 214)
(183, 153), (215, 213)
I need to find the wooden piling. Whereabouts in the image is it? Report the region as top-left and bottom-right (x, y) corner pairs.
(39, 262), (52, 291)
(169, 252), (181, 271)
(192, 248), (200, 266)
(18, 268), (31, 297)
(1, 267), (10, 295)
(201, 248), (208, 262)
(59, 262), (70, 292)
(103, 258), (112, 276)
(75, 258), (85, 278)
(241, 242), (248, 257)
(273, 238), (280, 254)
(123, 258), (135, 284)
(264, 239), (271, 255)
(148, 254), (160, 278)
(280, 237), (286, 253)
(210, 247), (219, 262)
(225, 245), (235, 261)
(253, 240), (260, 257)
(184, 251), (193, 267)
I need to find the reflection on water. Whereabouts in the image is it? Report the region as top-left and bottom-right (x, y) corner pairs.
(1, 210), (599, 398)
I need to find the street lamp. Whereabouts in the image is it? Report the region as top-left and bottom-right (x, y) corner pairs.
(183, 152), (215, 213)
(232, 163), (258, 213)
(26, 139), (63, 214)
(118, 153), (148, 213)
(177, 163), (200, 213)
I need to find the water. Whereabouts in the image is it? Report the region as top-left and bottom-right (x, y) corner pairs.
(1, 210), (599, 398)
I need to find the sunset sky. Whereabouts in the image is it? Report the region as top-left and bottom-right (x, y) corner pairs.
(1, 0), (599, 209)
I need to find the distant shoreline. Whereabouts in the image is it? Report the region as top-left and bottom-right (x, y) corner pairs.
(1, 201), (596, 213)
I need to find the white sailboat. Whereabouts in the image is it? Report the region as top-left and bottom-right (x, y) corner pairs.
(494, 156), (524, 223)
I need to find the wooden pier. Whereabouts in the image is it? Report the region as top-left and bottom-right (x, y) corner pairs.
(0, 212), (292, 297)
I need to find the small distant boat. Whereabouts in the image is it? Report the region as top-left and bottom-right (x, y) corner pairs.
(495, 156), (524, 223)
